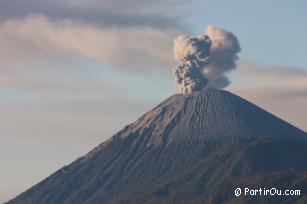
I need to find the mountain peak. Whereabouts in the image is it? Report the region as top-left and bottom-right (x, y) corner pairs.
(7, 89), (307, 204)
(106, 88), (304, 147)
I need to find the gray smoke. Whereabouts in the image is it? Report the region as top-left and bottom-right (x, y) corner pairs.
(173, 26), (241, 93)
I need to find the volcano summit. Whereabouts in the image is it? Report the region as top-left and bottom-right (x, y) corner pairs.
(7, 88), (307, 204)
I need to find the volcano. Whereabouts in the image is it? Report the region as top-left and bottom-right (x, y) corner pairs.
(6, 88), (307, 204)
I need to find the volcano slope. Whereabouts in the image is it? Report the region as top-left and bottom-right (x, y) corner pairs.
(6, 88), (307, 204)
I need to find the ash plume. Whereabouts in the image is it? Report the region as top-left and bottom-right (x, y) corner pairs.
(173, 26), (241, 93)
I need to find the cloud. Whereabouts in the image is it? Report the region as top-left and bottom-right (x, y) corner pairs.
(229, 61), (307, 132)
(0, 15), (177, 72)
(172, 26), (241, 93)
(0, 1), (190, 92)
(0, 0), (187, 28)
(0, 68), (120, 94)
(237, 60), (307, 79)
(204, 26), (241, 87)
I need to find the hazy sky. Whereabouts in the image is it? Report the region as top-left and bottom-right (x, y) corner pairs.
(1, 0), (307, 202)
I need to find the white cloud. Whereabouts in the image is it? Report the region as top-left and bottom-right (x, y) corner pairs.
(0, 15), (179, 92)
(0, 15), (177, 72)
(237, 60), (307, 79)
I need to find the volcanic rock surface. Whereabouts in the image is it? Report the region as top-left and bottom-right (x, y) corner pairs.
(7, 88), (307, 204)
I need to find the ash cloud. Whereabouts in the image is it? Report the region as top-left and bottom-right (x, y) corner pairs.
(173, 26), (241, 93)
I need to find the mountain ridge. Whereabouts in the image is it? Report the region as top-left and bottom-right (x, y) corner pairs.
(6, 88), (307, 204)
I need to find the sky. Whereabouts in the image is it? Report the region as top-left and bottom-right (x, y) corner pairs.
(0, 0), (307, 202)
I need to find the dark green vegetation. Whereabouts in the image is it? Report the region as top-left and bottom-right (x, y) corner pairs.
(7, 89), (307, 204)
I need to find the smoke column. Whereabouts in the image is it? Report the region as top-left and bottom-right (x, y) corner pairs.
(173, 26), (241, 93)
